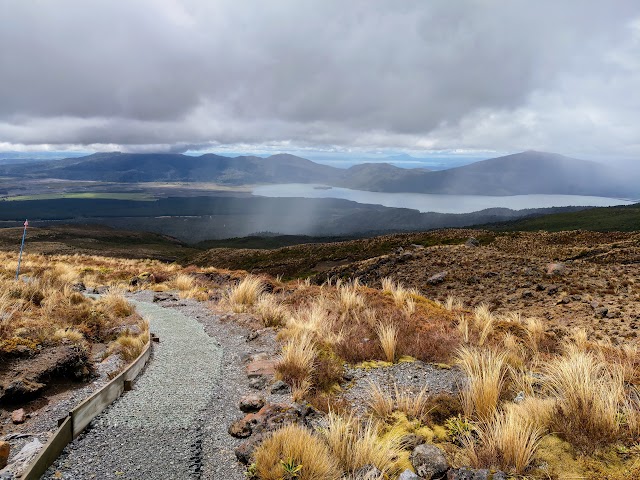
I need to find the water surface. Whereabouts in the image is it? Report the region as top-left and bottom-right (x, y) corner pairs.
(253, 184), (633, 214)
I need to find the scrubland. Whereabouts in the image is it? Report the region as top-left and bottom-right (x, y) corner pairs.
(225, 274), (640, 479)
(2, 229), (639, 479)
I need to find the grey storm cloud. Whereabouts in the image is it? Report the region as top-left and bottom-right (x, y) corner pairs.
(0, 0), (639, 157)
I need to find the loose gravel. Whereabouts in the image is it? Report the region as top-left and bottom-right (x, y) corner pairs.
(42, 292), (267, 480)
(342, 361), (464, 415)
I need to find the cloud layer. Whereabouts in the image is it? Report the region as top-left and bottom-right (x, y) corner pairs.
(1, 1), (639, 158)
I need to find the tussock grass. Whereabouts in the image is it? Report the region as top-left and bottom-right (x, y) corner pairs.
(444, 295), (464, 311)
(458, 347), (507, 420)
(394, 384), (431, 421)
(227, 275), (264, 312)
(276, 334), (316, 389)
(254, 294), (289, 327)
(53, 328), (85, 344)
(108, 320), (149, 362)
(102, 288), (134, 317)
(457, 314), (470, 343)
(542, 347), (625, 446)
(524, 317), (545, 352)
(285, 299), (340, 344)
(170, 273), (196, 292)
(376, 323), (398, 363)
(463, 404), (545, 474)
(324, 413), (403, 476)
(366, 382), (396, 420)
(380, 277), (418, 309)
(337, 280), (365, 313)
(366, 382), (431, 422)
(473, 304), (494, 346)
(254, 424), (341, 480)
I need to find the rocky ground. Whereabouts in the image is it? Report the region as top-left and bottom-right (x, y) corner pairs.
(315, 230), (640, 344)
(0, 348), (123, 476)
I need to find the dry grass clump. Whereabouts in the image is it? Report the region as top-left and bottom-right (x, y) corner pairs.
(254, 294), (289, 327)
(542, 346), (626, 447)
(324, 413), (403, 476)
(366, 382), (396, 420)
(462, 404), (545, 474)
(101, 288), (135, 317)
(227, 275), (265, 312)
(457, 347), (507, 420)
(473, 303), (495, 346)
(276, 334), (316, 392)
(106, 319), (149, 362)
(380, 277), (419, 308)
(366, 382), (431, 422)
(52, 328), (85, 344)
(443, 295), (464, 311)
(253, 424), (341, 480)
(375, 323), (398, 363)
(337, 280), (365, 313)
(284, 299), (338, 343)
(170, 273), (196, 292)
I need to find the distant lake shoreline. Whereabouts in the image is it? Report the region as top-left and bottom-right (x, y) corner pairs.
(253, 184), (634, 214)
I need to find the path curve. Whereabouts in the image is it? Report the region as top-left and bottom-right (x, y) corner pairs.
(43, 297), (247, 479)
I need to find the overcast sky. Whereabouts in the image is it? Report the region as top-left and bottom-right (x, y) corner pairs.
(1, 1), (639, 160)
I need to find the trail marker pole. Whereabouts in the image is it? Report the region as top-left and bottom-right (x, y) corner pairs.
(15, 219), (28, 280)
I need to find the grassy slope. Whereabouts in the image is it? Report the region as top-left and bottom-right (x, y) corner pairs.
(483, 203), (640, 232)
(191, 230), (495, 278)
(0, 224), (198, 262)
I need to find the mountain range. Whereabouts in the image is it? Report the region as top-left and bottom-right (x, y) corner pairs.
(1, 150), (636, 198)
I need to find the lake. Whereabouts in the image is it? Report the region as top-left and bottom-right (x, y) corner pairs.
(252, 184), (633, 214)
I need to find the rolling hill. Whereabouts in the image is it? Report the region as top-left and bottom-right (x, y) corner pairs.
(0, 150), (636, 197)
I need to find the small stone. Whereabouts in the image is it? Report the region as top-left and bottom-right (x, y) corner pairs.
(521, 290), (534, 299)
(0, 441), (9, 469)
(547, 285), (560, 295)
(557, 296), (571, 305)
(228, 418), (253, 438)
(546, 263), (566, 276)
(590, 300), (600, 309)
(246, 331), (259, 342)
(535, 283), (546, 291)
(446, 468), (490, 480)
(152, 292), (177, 302)
(239, 394), (265, 413)
(400, 434), (425, 450)
(234, 434), (265, 464)
(270, 380), (291, 394)
(399, 470), (420, 480)
(595, 307), (609, 318)
(465, 237), (480, 247)
(249, 376), (269, 390)
(410, 443), (449, 479)
(246, 359), (277, 379)
(354, 464), (384, 479)
(71, 282), (86, 292)
(427, 271), (447, 285)
(11, 408), (26, 424)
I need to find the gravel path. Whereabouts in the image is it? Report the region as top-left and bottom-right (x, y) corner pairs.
(42, 293), (264, 480)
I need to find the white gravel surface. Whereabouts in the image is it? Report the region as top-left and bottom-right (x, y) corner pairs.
(42, 292), (265, 480)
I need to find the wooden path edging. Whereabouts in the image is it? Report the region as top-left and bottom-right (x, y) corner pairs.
(20, 333), (152, 480)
